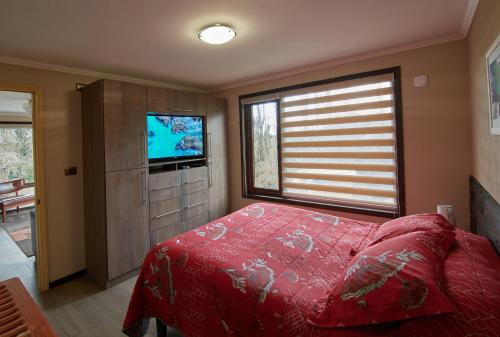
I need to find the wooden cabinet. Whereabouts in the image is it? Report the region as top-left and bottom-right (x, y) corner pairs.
(106, 168), (149, 280)
(81, 78), (228, 287)
(104, 81), (147, 172)
(206, 96), (229, 220)
(147, 87), (206, 116)
(81, 80), (150, 288)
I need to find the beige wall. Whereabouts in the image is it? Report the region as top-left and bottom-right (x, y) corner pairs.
(467, 0), (500, 203)
(0, 63), (97, 281)
(215, 40), (472, 229)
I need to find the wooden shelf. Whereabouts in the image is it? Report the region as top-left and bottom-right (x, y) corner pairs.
(149, 158), (207, 175)
(149, 157), (207, 167)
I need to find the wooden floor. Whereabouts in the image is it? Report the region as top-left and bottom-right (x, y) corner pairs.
(0, 227), (183, 337)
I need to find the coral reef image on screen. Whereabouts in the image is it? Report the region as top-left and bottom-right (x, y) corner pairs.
(147, 115), (203, 160)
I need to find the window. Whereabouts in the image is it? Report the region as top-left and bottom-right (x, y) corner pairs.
(240, 67), (404, 217)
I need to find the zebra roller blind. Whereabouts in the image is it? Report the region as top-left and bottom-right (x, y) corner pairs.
(241, 68), (404, 216)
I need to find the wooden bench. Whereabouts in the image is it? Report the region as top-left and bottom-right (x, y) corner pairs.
(0, 277), (56, 337)
(0, 179), (35, 223)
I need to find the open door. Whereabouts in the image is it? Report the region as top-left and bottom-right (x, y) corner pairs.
(0, 84), (48, 291)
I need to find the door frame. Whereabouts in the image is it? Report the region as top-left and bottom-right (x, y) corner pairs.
(0, 83), (49, 291)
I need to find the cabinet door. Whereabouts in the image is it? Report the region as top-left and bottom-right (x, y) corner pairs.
(147, 86), (172, 113)
(147, 86), (205, 116)
(106, 168), (149, 280)
(178, 92), (206, 116)
(104, 81), (147, 172)
(206, 96), (229, 220)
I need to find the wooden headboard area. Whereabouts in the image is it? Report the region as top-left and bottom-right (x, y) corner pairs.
(470, 176), (500, 254)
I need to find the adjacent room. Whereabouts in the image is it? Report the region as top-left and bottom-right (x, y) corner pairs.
(0, 1), (498, 337)
(0, 90), (38, 286)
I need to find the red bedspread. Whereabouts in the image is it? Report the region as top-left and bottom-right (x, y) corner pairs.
(123, 203), (500, 337)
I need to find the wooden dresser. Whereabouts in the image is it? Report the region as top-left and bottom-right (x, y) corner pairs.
(149, 166), (209, 245)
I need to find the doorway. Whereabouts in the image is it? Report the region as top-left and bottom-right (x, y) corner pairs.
(0, 85), (48, 291)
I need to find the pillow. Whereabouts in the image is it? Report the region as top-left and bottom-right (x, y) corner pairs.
(369, 213), (454, 246)
(308, 229), (457, 327)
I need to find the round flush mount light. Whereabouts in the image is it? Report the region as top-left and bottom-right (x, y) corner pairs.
(198, 24), (236, 45)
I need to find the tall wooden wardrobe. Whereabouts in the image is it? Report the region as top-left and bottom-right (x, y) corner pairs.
(81, 80), (228, 288)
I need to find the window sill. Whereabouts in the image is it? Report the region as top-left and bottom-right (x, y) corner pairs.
(244, 193), (400, 219)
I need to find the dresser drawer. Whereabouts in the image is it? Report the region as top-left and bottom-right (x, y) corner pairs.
(149, 171), (181, 203)
(151, 222), (181, 246)
(183, 189), (209, 219)
(183, 212), (209, 232)
(182, 166), (208, 195)
(150, 197), (182, 231)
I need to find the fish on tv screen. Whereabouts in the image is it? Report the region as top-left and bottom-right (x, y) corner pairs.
(147, 114), (204, 161)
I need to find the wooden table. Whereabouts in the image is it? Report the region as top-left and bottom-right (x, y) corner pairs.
(0, 278), (56, 337)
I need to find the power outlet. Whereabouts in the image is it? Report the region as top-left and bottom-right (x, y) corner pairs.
(65, 166), (77, 176)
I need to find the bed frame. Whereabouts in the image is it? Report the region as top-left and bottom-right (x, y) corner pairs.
(154, 176), (499, 337)
(470, 176), (500, 254)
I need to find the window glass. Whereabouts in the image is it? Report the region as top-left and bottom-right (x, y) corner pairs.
(251, 102), (279, 190)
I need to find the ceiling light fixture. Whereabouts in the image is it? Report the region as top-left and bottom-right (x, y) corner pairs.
(198, 24), (236, 45)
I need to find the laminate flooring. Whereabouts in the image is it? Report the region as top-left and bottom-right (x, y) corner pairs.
(0, 227), (183, 337)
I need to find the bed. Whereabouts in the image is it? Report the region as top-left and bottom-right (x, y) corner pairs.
(123, 179), (500, 337)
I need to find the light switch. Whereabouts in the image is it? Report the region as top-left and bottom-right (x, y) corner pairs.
(65, 166), (77, 176)
(414, 74), (428, 88)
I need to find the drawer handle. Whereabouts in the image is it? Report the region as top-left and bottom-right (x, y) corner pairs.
(152, 209), (181, 220)
(170, 108), (193, 112)
(207, 132), (212, 158)
(141, 171), (147, 205)
(185, 201), (207, 209)
(152, 183), (180, 191)
(184, 178), (207, 185)
(140, 132), (147, 166)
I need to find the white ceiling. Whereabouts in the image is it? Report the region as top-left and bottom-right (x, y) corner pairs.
(0, 0), (476, 90)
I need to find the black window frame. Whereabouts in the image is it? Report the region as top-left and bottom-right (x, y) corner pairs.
(243, 99), (283, 197)
(239, 67), (405, 218)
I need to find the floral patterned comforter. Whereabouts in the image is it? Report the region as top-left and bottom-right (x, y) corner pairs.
(123, 203), (500, 337)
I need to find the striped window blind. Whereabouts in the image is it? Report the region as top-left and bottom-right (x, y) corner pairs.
(241, 69), (403, 216)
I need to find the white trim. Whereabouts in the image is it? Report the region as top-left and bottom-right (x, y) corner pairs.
(0, 56), (203, 93)
(461, 0), (479, 37)
(210, 34), (465, 92)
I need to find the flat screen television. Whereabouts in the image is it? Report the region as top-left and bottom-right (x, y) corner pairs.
(147, 114), (205, 162)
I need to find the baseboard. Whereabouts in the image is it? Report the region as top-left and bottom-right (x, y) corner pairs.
(49, 269), (87, 289)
